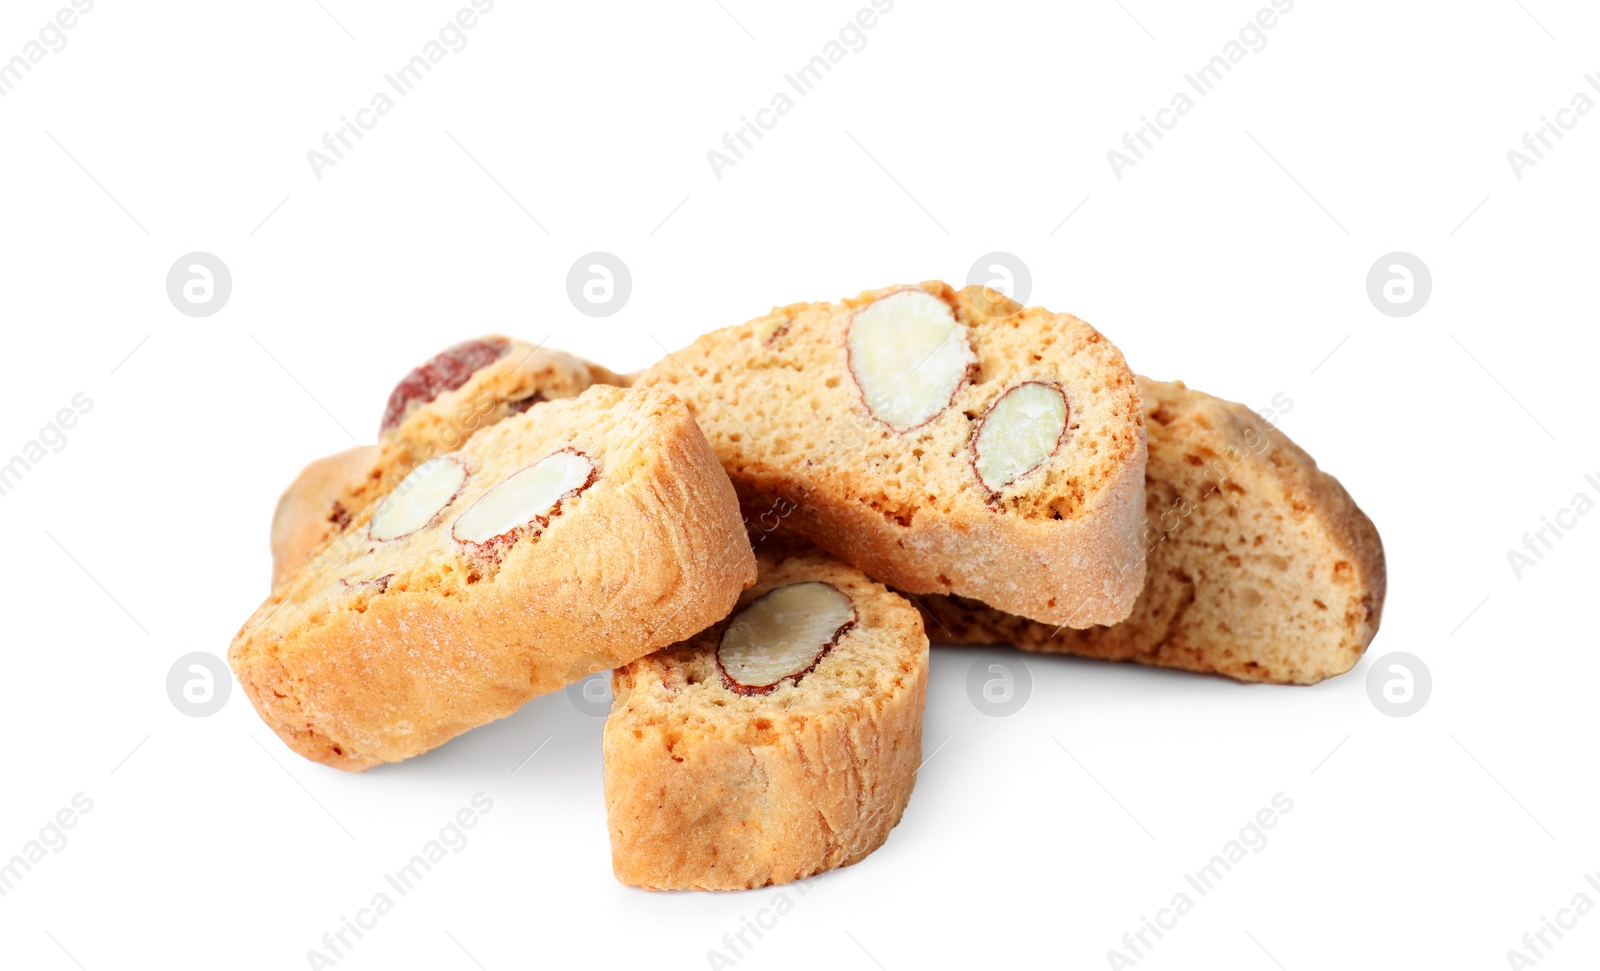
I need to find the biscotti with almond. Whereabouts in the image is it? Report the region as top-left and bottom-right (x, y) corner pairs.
(604, 550), (929, 890)
(920, 376), (1386, 685)
(267, 336), (624, 587)
(232, 385), (756, 771)
(635, 281), (1147, 628)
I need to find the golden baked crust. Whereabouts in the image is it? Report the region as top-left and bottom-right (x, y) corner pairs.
(231, 386), (757, 771)
(269, 445), (379, 588)
(267, 338), (625, 587)
(919, 377), (1386, 685)
(635, 281), (1147, 628)
(604, 551), (929, 891)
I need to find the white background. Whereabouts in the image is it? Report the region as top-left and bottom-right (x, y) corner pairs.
(2, 1), (1597, 968)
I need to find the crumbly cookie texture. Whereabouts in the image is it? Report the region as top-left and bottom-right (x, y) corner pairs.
(918, 376), (1386, 685)
(231, 385), (757, 771)
(604, 551), (929, 891)
(267, 337), (625, 587)
(635, 281), (1147, 628)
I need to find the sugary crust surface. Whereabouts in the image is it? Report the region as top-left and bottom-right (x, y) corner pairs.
(604, 551), (929, 891)
(634, 281), (1147, 627)
(267, 338), (623, 586)
(231, 386), (757, 771)
(919, 377), (1387, 685)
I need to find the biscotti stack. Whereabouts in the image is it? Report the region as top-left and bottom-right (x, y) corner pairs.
(233, 280), (1385, 890)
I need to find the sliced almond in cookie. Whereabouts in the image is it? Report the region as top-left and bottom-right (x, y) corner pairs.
(716, 581), (857, 692)
(232, 386), (755, 772)
(972, 381), (1068, 493)
(847, 289), (975, 431)
(921, 375), (1387, 685)
(452, 448), (594, 547)
(271, 340), (624, 587)
(604, 551), (929, 891)
(368, 457), (467, 542)
(638, 281), (1147, 628)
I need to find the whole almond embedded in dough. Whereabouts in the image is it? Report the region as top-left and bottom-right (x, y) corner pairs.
(232, 385), (758, 771)
(921, 375), (1388, 685)
(973, 382), (1068, 493)
(717, 581), (856, 691)
(635, 281), (1148, 629)
(368, 457), (468, 542)
(847, 289), (975, 431)
(604, 551), (929, 891)
(452, 449), (594, 546)
(268, 339), (626, 588)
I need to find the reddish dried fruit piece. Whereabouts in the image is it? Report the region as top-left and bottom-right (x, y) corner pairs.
(716, 582), (857, 695)
(452, 448), (596, 555)
(379, 338), (510, 433)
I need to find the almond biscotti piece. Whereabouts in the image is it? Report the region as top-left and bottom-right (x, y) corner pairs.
(268, 336), (624, 587)
(919, 377), (1386, 685)
(635, 281), (1147, 628)
(604, 550), (929, 891)
(232, 385), (756, 771)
